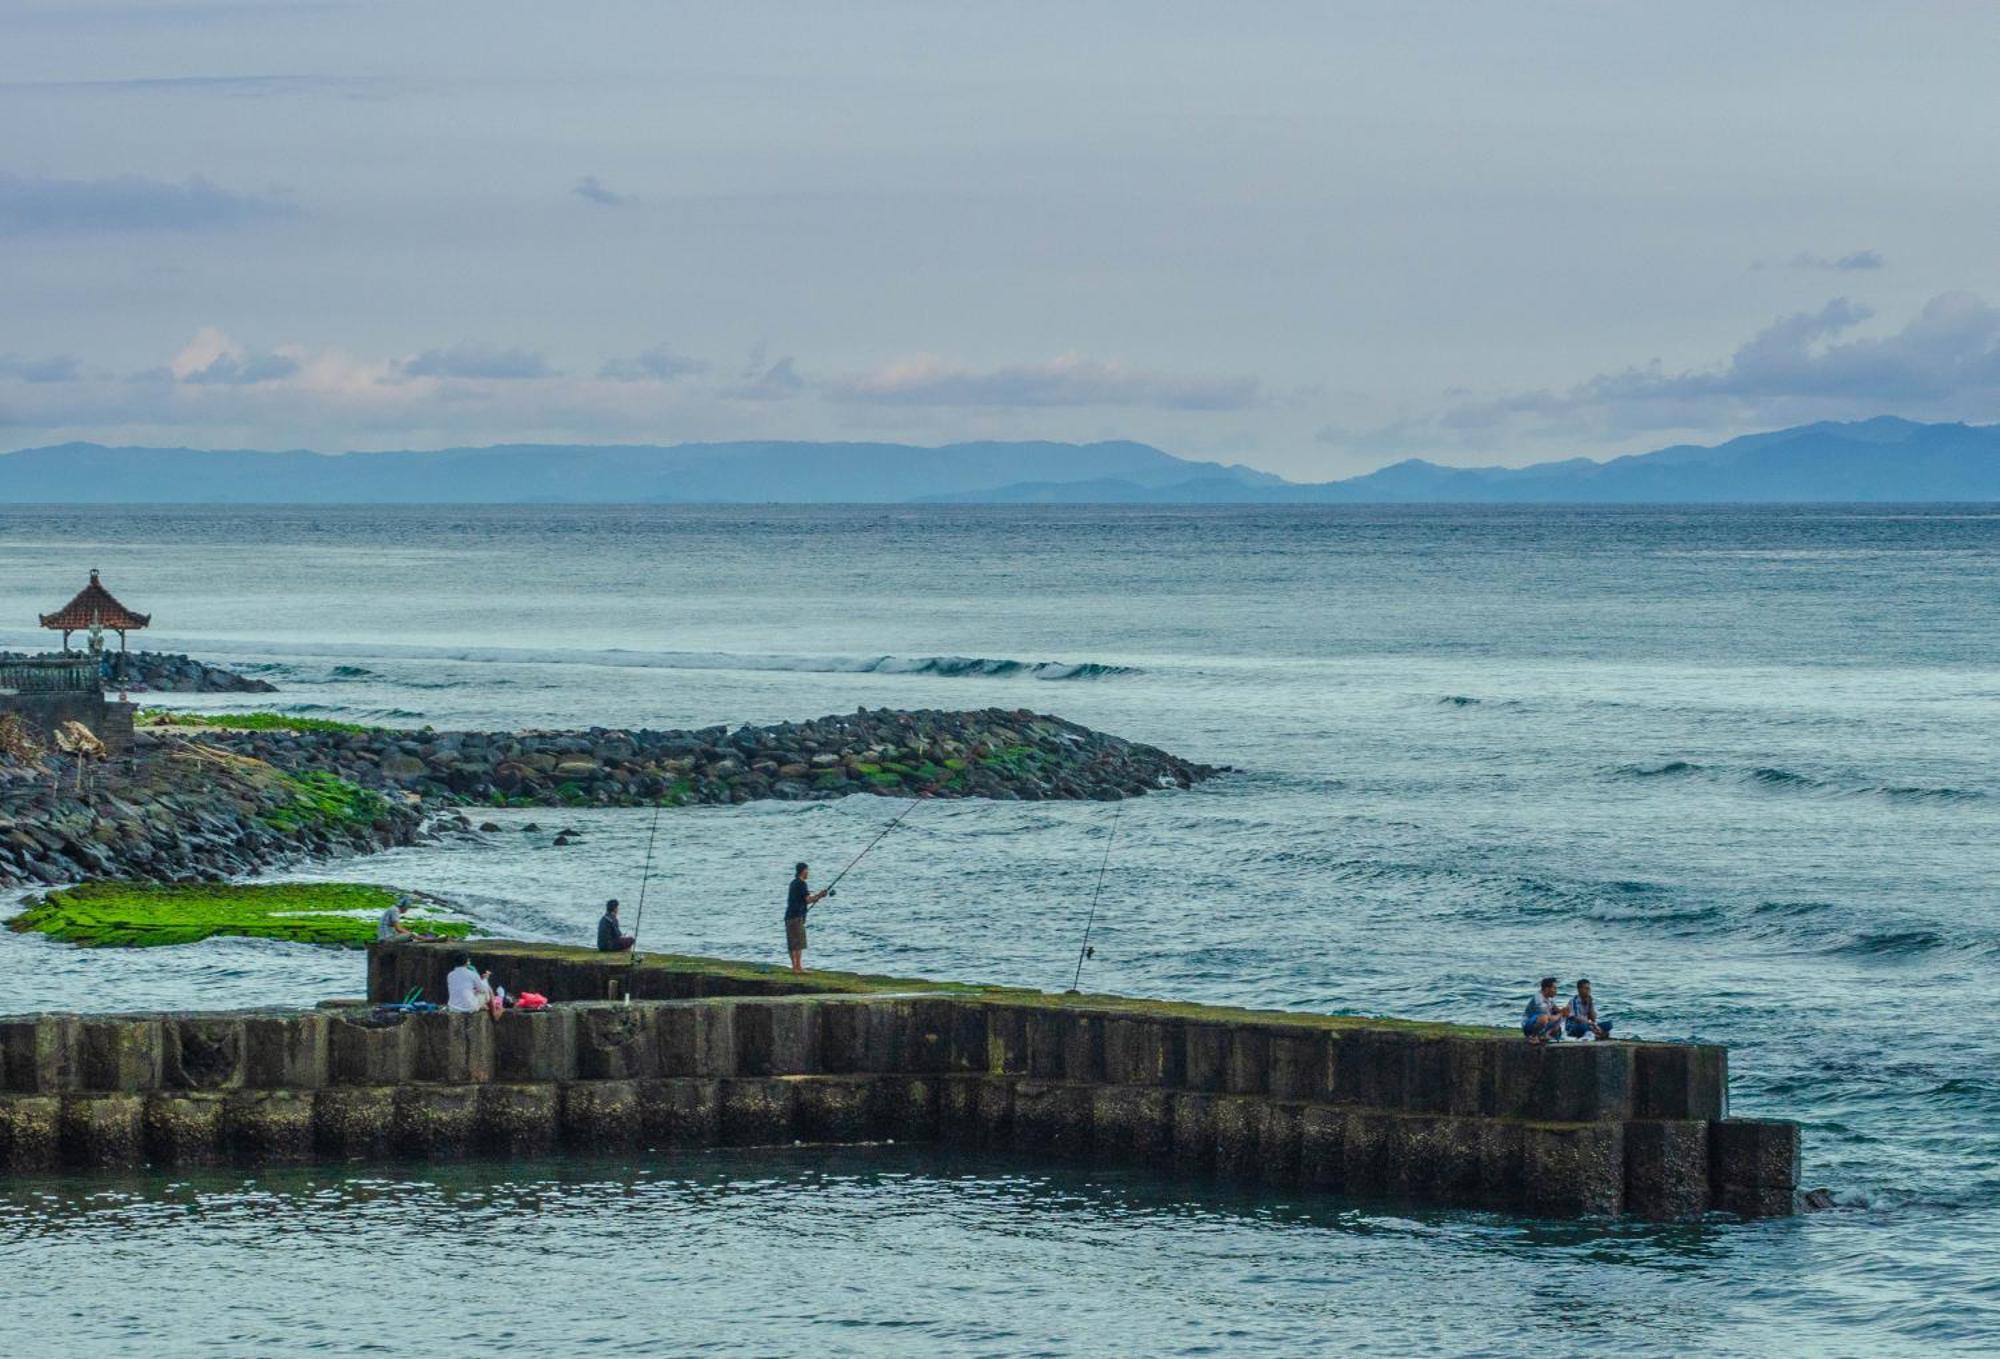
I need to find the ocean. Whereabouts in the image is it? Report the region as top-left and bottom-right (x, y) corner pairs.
(1, 503), (1996, 1355)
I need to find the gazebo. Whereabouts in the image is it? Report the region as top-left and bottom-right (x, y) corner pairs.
(40, 569), (151, 656)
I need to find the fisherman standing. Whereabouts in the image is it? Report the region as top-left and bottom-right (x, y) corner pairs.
(785, 862), (828, 973)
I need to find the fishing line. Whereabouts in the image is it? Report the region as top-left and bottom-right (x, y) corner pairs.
(1067, 801), (1122, 994)
(630, 796), (664, 950)
(821, 773), (956, 900)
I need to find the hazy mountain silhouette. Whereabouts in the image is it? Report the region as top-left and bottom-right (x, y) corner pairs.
(2, 419), (1995, 502)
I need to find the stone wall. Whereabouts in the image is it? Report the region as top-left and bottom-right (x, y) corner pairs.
(0, 691), (136, 754)
(0, 948), (1800, 1220)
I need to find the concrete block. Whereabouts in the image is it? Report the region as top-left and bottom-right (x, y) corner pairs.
(314, 1086), (397, 1161)
(636, 1078), (720, 1148)
(941, 1002), (989, 1073)
(242, 1013), (328, 1089)
(793, 1076), (875, 1143)
(1182, 1023), (1229, 1093)
(1224, 1029), (1269, 1095)
(902, 999), (958, 1073)
(939, 1074), (1015, 1148)
(1625, 1120), (1711, 1220)
(1101, 1017), (1184, 1087)
(1009, 1081), (1093, 1159)
(718, 1077), (798, 1146)
(164, 1018), (245, 1090)
(1400, 1038), (1454, 1115)
(392, 1084), (481, 1158)
(736, 1002), (819, 1076)
(1330, 1032), (1405, 1111)
(1089, 1085), (1173, 1168)
(573, 1005), (659, 1081)
(328, 1013), (413, 1085)
(1519, 1122), (1624, 1217)
(1493, 1042), (1632, 1123)
(1022, 1011), (1070, 1079)
(982, 1007), (1028, 1075)
(1170, 1091), (1217, 1174)
(656, 1002), (734, 1077)
(410, 1011), (496, 1084)
(0, 1094), (60, 1170)
(1636, 1044), (1728, 1122)
(867, 1075), (939, 1142)
(493, 1008), (577, 1083)
(1396, 1114), (1480, 1201)
(0, 1016), (78, 1093)
(1211, 1095), (1263, 1180)
(1341, 1111), (1399, 1196)
(1297, 1105), (1346, 1191)
(474, 1084), (559, 1157)
(143, 1091), (226, 1166)
(1443, 1037), (1496, 1116)
(1474, 1119), (1526, 1207)
(60, 1093), (145, 1168)
(1059, 1013), (1105, 1084)
(1255, 1101), (1304, 1185)
(76, 1018), (163, 1092)
(223, 1089), (317, 1164)
(1266, 1031), (1330, 1101)
(559, 1079), (641, 1151)
(1709, 1118), (1799, 1217)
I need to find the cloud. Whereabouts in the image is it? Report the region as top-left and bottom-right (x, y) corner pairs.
(571, 175), (631, 207)
(0, 353), (81, 383)
(727, 346), (804, 401)
(1354, 292), (2000, 450)
(829, 352), (1261, 410)
(597, 343), (704, 382)
(1791, 249), (1885, 272)
(397, 342), (553, 380)
(0, 170), (295, 234)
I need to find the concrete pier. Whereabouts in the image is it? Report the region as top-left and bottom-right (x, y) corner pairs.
(0, 942), (1799, 1219)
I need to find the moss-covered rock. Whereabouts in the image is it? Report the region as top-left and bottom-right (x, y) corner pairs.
(7, 881), (472, 948)
(138, 710), (378, 735)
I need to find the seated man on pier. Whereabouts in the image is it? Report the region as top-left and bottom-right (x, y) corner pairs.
(597, 898), (636, 952)
(445, 953), (496, 1014)
(1565, 978), (1612, 1040)
(1521, 977), (1568, 1043)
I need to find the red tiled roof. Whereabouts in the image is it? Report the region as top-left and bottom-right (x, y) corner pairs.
(40, 570), (150, 632)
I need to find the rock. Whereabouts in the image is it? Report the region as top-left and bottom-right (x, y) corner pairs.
(1801, 1187), (1837, 1212)
(477, 821), (502, 833)
(520, 823), (541, 833)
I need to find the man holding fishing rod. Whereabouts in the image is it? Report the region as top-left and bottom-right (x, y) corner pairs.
(786, 862), (829, 973)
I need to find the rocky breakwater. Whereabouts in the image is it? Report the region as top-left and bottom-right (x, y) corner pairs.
(196, 708), (1220, 807)
(0, 651), (275, 694)
(0, 735), (421, 890)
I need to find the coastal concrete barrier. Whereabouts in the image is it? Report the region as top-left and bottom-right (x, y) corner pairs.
(0, 944), (1799, 1220)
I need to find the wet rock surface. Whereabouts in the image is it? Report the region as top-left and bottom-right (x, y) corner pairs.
(0, 651), (275, 694)
(191, 707), (1222, 808)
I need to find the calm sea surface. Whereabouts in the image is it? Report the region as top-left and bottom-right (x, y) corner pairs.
(1, 504), (1996, 1356)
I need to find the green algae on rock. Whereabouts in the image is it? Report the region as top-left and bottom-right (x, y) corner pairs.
(138, 709), (379, 735)
(6, 881), (472, 948)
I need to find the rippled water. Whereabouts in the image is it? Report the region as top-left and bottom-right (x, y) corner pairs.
(1, 504), (1997, 1355)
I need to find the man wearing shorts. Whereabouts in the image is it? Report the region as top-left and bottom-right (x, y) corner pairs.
(786, 862), (828, 973)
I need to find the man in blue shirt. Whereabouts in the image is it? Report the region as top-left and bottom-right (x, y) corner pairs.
(786, 862), (828, 973)
(1565, 978), (1612, 1039)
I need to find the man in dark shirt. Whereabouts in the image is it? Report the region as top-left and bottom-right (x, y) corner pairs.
(597, 898), (635, 952)
(786, 862), (828, 973)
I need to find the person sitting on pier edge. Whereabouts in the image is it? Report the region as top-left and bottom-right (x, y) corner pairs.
(1522, 976), (1568, 1043)
(597, 898), (636, 952)
(445, 953), (496, 1015)
(1565, 978), (1612, 1040)
(786, 862), (829, 974)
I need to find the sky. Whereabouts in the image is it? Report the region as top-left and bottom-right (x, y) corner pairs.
(2, 0), (1999, 479)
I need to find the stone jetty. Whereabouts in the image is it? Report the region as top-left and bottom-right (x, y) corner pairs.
(0, 651), (275, 694)
(0, 943), (1800, 1221)
(190, 707), (1219, 807)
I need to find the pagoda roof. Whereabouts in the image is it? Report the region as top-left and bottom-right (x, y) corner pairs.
(40, 570), (150, 632)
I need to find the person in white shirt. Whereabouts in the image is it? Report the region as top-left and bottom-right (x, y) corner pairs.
(445, 954), (495, 1013)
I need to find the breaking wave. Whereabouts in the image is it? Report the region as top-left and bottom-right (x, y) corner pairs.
(104, 636), (1139, 682)
(1608, 760), (1982, 802)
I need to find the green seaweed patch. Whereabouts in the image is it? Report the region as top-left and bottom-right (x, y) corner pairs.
(263, 770), (391, 834)
(139, 709), (380, 735)
(7, 881), (473, 949)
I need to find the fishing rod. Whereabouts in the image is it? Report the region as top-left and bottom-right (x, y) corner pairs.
(1067, 802), (1122, 994)
(630, 796), (665, 950)
(820, 774), (955, 899)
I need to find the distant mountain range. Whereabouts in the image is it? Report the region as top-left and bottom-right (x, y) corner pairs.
(3, 418), (1996, 503)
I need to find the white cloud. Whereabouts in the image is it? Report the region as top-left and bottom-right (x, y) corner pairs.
(597, 343), (704, 382)
(829, 352), (1260, 411)
(397, 342), (553, 381)
(0, 169), (295, 235)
